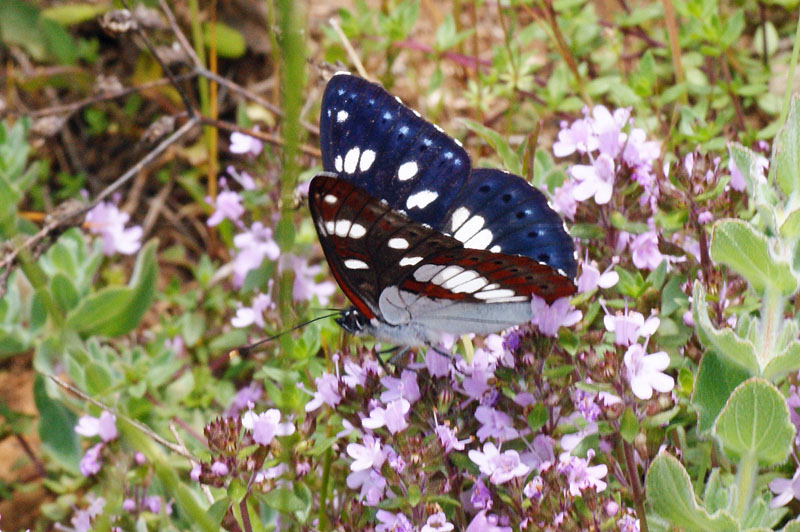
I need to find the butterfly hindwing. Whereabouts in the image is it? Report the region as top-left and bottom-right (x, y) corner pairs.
(309, 175), (575, 315)
(319, 73), (471, 228)
(442, 168), (578, 278)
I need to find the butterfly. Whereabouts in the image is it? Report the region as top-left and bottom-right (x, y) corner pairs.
(309, 73), (577, 347)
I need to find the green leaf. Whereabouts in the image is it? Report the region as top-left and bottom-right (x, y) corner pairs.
(645, 453), (738, 531)
(779, 208), (800, 239)
(713, 378), (795, 467)
(42, 4), (108, 26)
(527, 403), (548, 432)
(204, 21), (247, 58)
(692, 282), (759, 376)
(262, 487), (307, 513)
(703, 469), (731, 515)
(729, 143), (763, 198)
(763, 342), (800, 381)
(33, 376), (79, 474)
(459, 118), (522, 175)
(619, 407), (639, 443)
(693, 351), (751, 435)
(710, 220), (796, 295)
(50, 273), (80, 313)
(774, 96), (800, 198)
(66, 240), (157, 337)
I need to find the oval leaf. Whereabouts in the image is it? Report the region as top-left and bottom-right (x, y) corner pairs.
(645, 453), (738, 531)
(710, 219), (796, 295)
(713, 378), (795, 467)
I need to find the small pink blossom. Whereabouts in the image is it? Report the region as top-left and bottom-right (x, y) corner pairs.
(347, 435), (386, 472)
(79, 443), (104, 476)
(603, 309), (660, 346)
(421, 512), (454, 532)
(85, 201), (143, 256)
(380, 370), (420, 404)
(577, 260), (619, 293)
(284, 255), (336, 305)
(305, 372), (341, 412)
(207, 190), (244, 227)
(769, 468), (800, 507)
(624, 344), (674, 400)
(229, 131), (263, 156)
(232, 222), (280, 287)
(468, 442), (531, 485)
(211, 461), (229, 476)
(465, 510), (512, 532)
(570, 153), (615, 205)
(242, 408), (295, 445)
(435, 422), (470, 453)
(361, 399), (410, 434)
(553, 117), (597, 157)
(630, 230), (664, 270)
(475, 406), (519, 442)
(375, 510), (412, 532)
(558, 449), (608, 496)
(552, 180), (578, 220)
(531, 296), (582, 337)
(75, 411), (118, 442)
(231, 287), (275, 328)
(729, 153), (768, 192)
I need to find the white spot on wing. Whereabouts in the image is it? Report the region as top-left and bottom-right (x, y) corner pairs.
(406, 189), (438, 209)
(324, 194), (337, 204)
(335, 155), (343, 172)
(450, 207), (470, 232)
(349, 223), (367, 238)
(397, 161), (418, 181)
(453, 216), (485, 243)
(452, 277), (488, 294)
(344, 259), (369, 269)
(344, 147), (360, 174)
(414, 264), (445, 282)
(454, 138), (463, 147)
(432, 265), (464, 285)
(360, 149), (376, 171)
(335, 220), (352, 237)
(337, 110), (349, 123)
(412, 110), (421, 117)
(464, 228), (494, 250)
(388, 238), (409, 249)
(399, 256), (423, 266)
(475, 288), (517, 300)
(433, 124), (444, 132)
(442, 270), (480, 289)
(486, 295), (529, 303)
(324, 221), (335, 233)
(490, 245), (501, 253)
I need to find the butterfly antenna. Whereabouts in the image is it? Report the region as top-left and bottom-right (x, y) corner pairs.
(232, 311), (343, 358)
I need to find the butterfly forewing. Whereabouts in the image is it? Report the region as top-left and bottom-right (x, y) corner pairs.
(320, 73), (471, 229)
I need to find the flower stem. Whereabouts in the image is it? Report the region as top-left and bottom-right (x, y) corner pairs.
(620, 439), (649, 532)
(733, 452), (758, 520)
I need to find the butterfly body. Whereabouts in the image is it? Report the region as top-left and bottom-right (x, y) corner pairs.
(311, 73), (577, 346)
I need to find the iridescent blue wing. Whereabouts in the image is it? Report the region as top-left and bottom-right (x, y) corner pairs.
(319, 73), (471, 228)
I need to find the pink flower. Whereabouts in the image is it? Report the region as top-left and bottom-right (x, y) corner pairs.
(225, 381), (263, 416)
(769, 468), (800, 507)
(618, 513), (641, 532)
(624, 344), (674, 400)
(469, 442), (531, 484)
(531, 296), (582, 337)
(361, 399), (410, 434)
(558, 449), (608, 496)
(375, 510), (413, 532)
(553, 117), (597, 157)
(577, 260), (619, 293)
(284, 255), (336, 305)
(425, 347), (452, 378)
(630, 230), (664, 270)
(305, 372), (341, 411)
(347, 435), (386, 472)
(75, 411), (118, 442)
(242, 408), (295, 445)
(231, 287), (275, 328)
(232, 222), (280, 287)
(79, 443), (104, 476)
(570, 153), (615, 205)
(422, 512), (454, 532)
(211, 461), (229, 476)
(435, 422), (470, 453)
(475, 406), (519, 442)
(523, 475), (544, 500)
(229, 131), (263, 156)
(590, 105), (629, 157)
(207, 190), (245, 227)
(380, 370), (420, 404)
(729, 153), (768, 192)
(226, 166), (257, 190)
(603, 309), (660, 346)
(190, 463), (201, 481)
(85, 201), (143, 256)
(465, 510), (512, 532)
(346, 468), (387, 505)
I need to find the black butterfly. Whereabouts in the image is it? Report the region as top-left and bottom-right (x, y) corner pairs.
(309, 73), (577, 347)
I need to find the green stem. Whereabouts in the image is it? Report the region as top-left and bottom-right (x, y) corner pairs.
(18, 247), (63, 327)
(318, 446), (333, 529)
(733, 452), (758, 520)
(769, 10), (800, 186)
